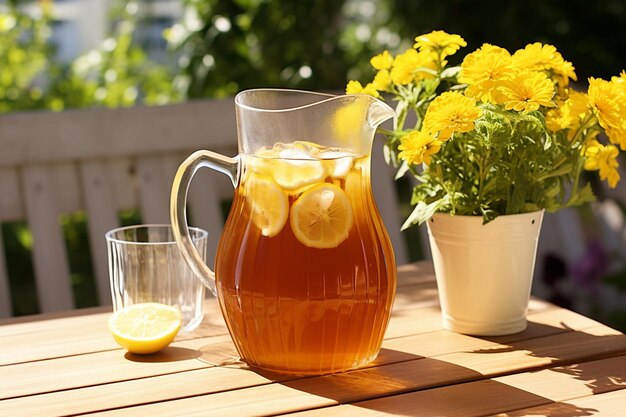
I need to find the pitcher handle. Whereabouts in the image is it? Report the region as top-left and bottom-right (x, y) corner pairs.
(170, 150), (240, 296)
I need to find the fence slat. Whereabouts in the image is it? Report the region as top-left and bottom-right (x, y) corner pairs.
(137, 156), (173, 224)
(22, 166), (73, 313)
(0, 168), (23, 222)
(52, 163), (82, 214)
(80, 161), (120, 305)
(0, 236), (12, 318)
(0, 100), (238, 168)
(107, 158), (138, 212)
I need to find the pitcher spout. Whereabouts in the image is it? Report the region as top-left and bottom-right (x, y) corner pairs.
(366, 97), (395, 129)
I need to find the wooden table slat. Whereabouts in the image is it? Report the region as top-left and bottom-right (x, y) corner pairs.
(286, 356), (626, 417)
(1, 261), (624, 417)
(493, 388), (626, 417)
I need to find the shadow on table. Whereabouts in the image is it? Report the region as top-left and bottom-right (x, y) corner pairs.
(478, 321), (626, 394)
(274, 321), (626, 416)
(124, 346), (203, 362)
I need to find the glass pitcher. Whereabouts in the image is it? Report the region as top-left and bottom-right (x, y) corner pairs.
(171, 89), (397, 375)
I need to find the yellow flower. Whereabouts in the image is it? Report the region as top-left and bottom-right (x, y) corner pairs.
(612, 70), (626, 83)
(606, 125), (626, 150)
(370, 51), (394, 71)
(497, 70), (556, 112)
(398, 130), (442, 165)
(610, 71), (626, 104)
(568, 89), (590, 119)
(545, 102), (572, 133)
(551, 57), (577, 88)
(345, 80), (380, 98)
(546, 90), (589, 129)
(390, 48), (436, 85)
(584, 139), (621, 188)
(611, 70), (626, 95)
(372, 69), (392, 92)
(512, 42), (576, 88)
(414, 30), (466, 64)
(346, 80), (364, 95)
(361, 83), (380, 98)
(512, 42), (557, 71)
(545, 90), (589, 137)
(423, 91), (482, 140)
(587, 77), (626, 148)
(459, 44), (514, 103)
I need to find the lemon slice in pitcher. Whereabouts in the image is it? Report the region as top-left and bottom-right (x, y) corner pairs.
(272, 159), (327, 191)
(290, 183), (353, 248)
(244, 173), (289, 237)
(108, 303), (182, 354)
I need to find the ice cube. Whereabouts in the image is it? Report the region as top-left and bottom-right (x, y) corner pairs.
(319, 149), (354, 178)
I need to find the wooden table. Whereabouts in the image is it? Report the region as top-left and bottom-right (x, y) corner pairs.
(2, 261), (626, 416)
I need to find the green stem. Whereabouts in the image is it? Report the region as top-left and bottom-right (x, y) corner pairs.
(563, 154), (585, 207)
(533, 156), (569, 182)
(558, 114), (599, 207)
(568, 114), (597, 148)
(394, 101), (409, 132)
(377, 128), (400, 137)
(476, 143), (490, 203)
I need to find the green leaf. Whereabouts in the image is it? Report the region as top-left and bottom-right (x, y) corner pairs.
(543, 133), (552, 150)
(480, 207), (498, 224)
(395, 161), (410, 180)
(440, 66), (461, 79)
(507, 173), (528, 215)
(383, 142), (392, 165)
(545, 181), (561, 198)
(450, 84), (467, 91)
(567, 183), (596, 207)
(416, 67), (438, 77)
(401, 201), (437, 229)
(402, 194), (452, 229)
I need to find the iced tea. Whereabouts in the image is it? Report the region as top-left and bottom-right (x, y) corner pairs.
(215, 141), (396, 374)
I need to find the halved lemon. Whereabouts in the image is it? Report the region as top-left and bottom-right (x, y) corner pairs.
(244, 173), (289, 237)
(290, 183), (354, 249)
(108, 303), (182, 354)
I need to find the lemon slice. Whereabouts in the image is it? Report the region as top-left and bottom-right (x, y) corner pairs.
(247, 143), (328, 191)
(290, 183), (354, 248)
(244, 173), (289, 236)
(271, 159), (327, 190)
(108, 303), (182, 354)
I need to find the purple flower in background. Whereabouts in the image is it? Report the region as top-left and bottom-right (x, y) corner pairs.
(570, 240), (610, 288)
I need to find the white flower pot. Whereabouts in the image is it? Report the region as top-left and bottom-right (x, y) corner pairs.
(427, 210), (544, 336)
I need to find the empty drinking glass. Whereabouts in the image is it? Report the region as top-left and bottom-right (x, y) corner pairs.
(106, 224), (208, 332)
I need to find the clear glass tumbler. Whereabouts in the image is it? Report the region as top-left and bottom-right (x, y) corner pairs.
(106, 224), (208, 332)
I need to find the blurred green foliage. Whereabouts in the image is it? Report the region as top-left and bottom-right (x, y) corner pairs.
(0, 2), (52, 112)
(48, 1), (184, 110)
(165, 0), (384, 97)
(2, 222), (37, 316)
(170, 0), (626, 96)
(0, 0), (183, 114)
(4, 0), (626, 112)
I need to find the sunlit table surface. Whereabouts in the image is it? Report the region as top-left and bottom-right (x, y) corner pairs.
(1, 261), (626, 417)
